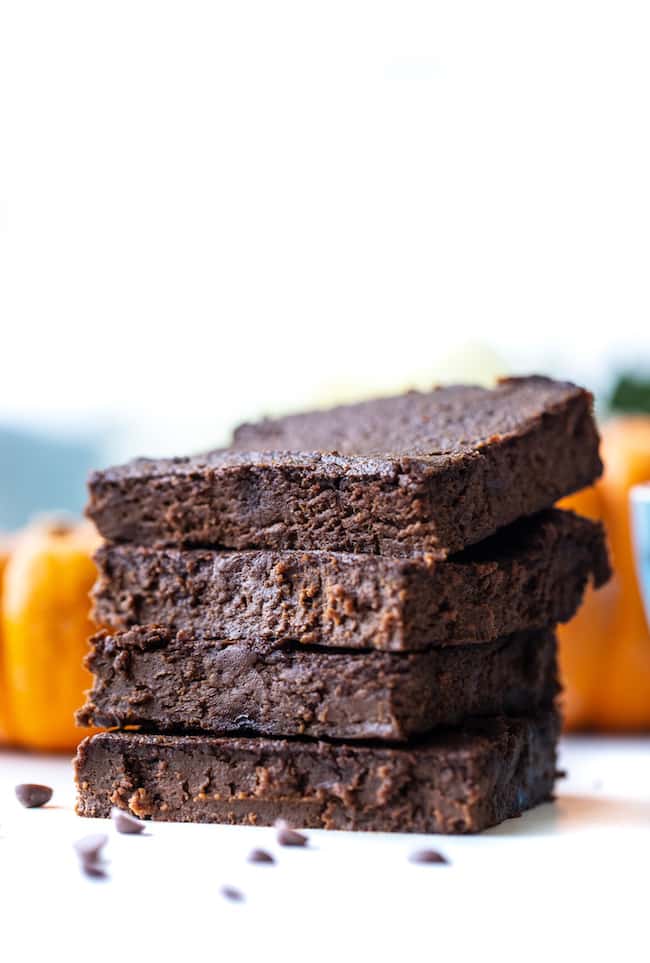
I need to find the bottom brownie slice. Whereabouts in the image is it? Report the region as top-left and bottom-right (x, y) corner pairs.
(74, 710), (559, 834)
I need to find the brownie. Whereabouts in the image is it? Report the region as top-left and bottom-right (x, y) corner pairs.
(76, 626), (559, 741)
(86, 377), (602, 556)
(74, 709), (559, 833)
(92, 509), (609, 649)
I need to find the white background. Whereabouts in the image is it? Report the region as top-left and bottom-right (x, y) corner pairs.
(1, 1), (650, 456)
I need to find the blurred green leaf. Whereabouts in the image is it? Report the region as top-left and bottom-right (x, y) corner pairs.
(610, 375), (650, 414)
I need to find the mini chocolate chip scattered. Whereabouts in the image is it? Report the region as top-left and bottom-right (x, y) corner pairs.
(15, 783), (53, 809)
(80, 860), (108, 880)
(220, 885), (244, 902)
(247, 848), (275, 864)
(111, 807), (145, 835)
(409, 848), (449, 865)
(275, 819), (308, 847)
(74, 833), (109, 878)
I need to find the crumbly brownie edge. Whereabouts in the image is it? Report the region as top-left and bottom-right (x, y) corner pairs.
(87, 456), (442, 555)
(74, 710), (560, 834)
(75, 627), (559, 741)
(92, 509), (609, 649)
(420, 389), (602, 556)
(85, 383), (602, 555)
(401, 508), (610, 646)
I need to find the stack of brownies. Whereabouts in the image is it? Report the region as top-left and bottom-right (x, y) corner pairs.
(75, 376), (609, 833)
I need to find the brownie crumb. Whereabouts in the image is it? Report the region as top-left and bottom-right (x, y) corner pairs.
(111, 806), (146, 834)
(15, 783), (53, 809)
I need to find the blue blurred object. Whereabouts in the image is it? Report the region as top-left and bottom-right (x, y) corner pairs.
(0, 424), (103, 531)
(631, 484), (650, 630)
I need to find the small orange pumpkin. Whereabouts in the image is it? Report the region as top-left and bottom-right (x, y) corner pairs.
(0, 537), (13, 743)
(559, 416), (650, 729)
(1, 519), (100, 751)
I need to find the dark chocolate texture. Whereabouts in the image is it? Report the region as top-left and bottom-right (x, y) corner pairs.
(77, 626), (559, 741)
(74, 710), (560, 833)
(86, 378), (602, 556)
(92, 509), (609, 649)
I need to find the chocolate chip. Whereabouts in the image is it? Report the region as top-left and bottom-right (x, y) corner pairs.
(80, 861), (108, 880)
(111, 807), (145, 834)
(74, 833), (109, 878)
(409, 848), (449, 864)
(247, 848), (275, 864)
(275, 819), (308, 847)
(277, 827), (308, 847)
(74, 833), (108, 863)
(220, 885), (244, 902)
(14, 783), (53, 808)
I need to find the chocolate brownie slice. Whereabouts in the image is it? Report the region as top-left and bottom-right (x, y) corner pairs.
(74, 709), (560, 833)
(76, 626), (558, 741)
(92, 509), (609, 649)
(86, 377), (601, 556)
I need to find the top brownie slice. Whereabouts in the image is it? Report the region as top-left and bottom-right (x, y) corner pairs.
(87, 376), (602, 555)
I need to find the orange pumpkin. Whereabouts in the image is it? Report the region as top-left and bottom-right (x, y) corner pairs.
(1, 519), (100, 751)
(559, 417), (650, 729)
(0, 537), (13, 743)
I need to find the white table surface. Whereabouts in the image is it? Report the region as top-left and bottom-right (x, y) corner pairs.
(1, 736), (648, 962)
